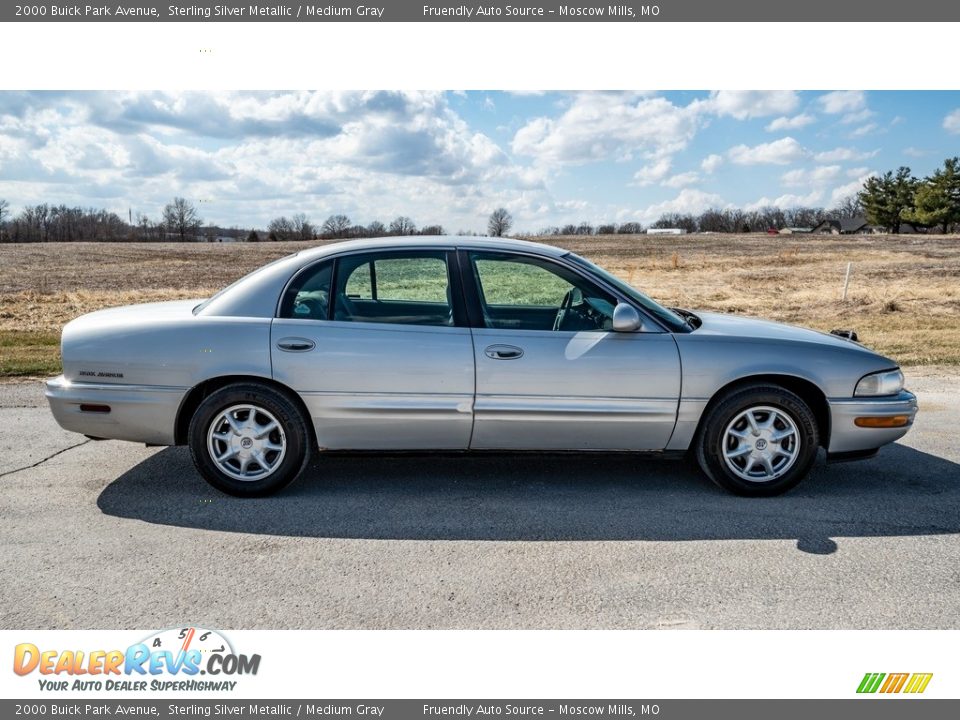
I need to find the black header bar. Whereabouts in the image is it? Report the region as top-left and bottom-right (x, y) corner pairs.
(4, 0), (959, 22)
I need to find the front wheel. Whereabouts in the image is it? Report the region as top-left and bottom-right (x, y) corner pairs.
(188, 383), (312, 497)
(695, 385), (819, 497)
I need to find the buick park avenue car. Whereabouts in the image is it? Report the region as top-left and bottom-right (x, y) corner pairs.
(46, 236), (917, 497)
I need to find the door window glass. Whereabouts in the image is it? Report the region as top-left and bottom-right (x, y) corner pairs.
(469, 252), (616, 332)
(334, 251), (454, 326)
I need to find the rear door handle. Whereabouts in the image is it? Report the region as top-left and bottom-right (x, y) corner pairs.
(484, 344), (524, 360)
(276, 337), (316, 352)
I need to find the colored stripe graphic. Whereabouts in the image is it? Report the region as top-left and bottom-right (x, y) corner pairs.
(904, 673), (934, 694)
(857, 673), (885, 693)
(857, 672), (932, 694)
(880, 673), (909, 693)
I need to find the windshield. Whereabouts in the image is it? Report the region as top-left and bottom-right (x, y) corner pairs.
(564, 253), (691, 333)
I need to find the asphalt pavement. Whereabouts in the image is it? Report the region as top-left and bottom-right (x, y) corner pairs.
(1, 370), (958, 629)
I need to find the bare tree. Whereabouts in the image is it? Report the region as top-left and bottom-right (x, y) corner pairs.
(389, 216), (417, 236)
(651, 213), (698, 233)
(830, 195), (865, 219)
(366, 220), (386, 237)
(291, 213), (315, 241)
(162, 197), (202, 242)
(0, 199), (8, 241)
(268, 217), (294, 241)
(420, 224), (445, 236)
(321, 214), (351, 238)
(487, 207), (513, 237)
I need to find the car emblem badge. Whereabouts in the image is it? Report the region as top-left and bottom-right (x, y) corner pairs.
(241, 437), (253, 449)
(755, 439), (768, 450)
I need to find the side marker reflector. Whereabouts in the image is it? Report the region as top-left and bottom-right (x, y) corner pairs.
(855, 415), (909, 428)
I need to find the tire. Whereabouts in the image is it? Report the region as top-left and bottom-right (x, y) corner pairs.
(695, 384), (819, 497)
(188, 382), (312, 497)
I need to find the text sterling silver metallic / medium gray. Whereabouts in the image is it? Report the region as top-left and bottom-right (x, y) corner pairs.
(46, 236), (917, 497)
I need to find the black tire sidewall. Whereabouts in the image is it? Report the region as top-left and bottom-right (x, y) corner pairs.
(697, 385), (819, 497)
(188, 383), (310, 497)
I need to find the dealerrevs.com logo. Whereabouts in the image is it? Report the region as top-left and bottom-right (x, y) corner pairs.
(13, 627), (261, 692)
(857, 673), (933, 694)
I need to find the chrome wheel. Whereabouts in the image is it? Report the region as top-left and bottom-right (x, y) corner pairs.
(206, 404), (287, 482)
(721, 405), (800, 483)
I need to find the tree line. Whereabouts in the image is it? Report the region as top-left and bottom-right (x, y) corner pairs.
(0, 197), (205, 244)
(0, 158), (956, 243)
(859, 158), (959, 234)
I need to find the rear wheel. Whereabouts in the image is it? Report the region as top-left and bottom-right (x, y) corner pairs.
(188, 383), (311, 497)
(695, 384), (819, 497)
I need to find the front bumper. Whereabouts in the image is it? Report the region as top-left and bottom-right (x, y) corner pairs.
(45, 375), (186, 446)
(826, 389), (918, 454)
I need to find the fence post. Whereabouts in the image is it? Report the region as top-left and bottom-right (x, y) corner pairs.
(842, 262), (852, 301)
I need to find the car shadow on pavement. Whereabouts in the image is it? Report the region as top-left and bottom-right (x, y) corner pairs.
(96, 443), (960, 552)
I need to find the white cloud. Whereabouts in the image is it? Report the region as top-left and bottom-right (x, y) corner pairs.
(701, 153), (723, 173)
(699, 91), (800, 120)
(638, 188), (725, 222)
(903, 147), (931, 158)
(746, 190), (823, 210)
(851, 123), (879, 137)
(765, 114), (816, 132)
(633, 157), (672, 186)
(511, 92), (700, 165)
(846, 166), (870, 177)
(840, 108), (875, 125)
(830, 178), (872, 205)
(781, 165), (842, 187)
(819, 90), (867, 115)
(944, 109), (960, 134)
(0, 90), (554, 231)
(662, 171), (700, 188)
(829, 170), (877, 205)
(728, 137), (807, 165)
(814, 146), (878, 163)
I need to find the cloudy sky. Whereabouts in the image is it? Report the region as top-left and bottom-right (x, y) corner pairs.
(1, 90), (958, 231)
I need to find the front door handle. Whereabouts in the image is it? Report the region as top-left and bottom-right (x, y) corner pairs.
(484, 344), (524, 360)
(276, 337), (316, 352)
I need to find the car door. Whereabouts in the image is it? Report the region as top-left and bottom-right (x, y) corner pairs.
(271, 248), (475, 450)
(462, 249), (681, 451)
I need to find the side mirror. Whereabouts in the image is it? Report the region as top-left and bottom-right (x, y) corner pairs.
(612, 303), (642, 332)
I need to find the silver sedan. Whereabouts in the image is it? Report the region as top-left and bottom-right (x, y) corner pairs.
(46, 236), (917, 497)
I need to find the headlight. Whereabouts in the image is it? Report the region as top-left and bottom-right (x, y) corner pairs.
(854, 369), (904, 397)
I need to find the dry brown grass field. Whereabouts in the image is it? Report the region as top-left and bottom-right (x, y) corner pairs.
(1, 233), (958, 376)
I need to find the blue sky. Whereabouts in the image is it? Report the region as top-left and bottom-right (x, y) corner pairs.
(1, 90), (958, 232)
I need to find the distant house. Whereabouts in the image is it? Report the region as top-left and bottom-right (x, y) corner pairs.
(779, 227), (812, 235)
(646, 228), (687, 235)
(811, 217), (869, 234)
(898, 222), (923, 234)
(812, 217), (924, 234)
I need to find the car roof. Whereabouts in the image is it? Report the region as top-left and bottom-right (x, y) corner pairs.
(293, 235), (569, 262)
(196, 235), (570, 319)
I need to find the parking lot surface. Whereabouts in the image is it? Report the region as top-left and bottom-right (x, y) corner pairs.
(2, 370), (958, 629)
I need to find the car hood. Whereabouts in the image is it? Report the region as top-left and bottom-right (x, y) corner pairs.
(689, 310), (879, 354)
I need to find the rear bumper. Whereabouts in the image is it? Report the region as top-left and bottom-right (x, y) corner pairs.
(826, 390), (918, 454)
(45, 375), (186, 446)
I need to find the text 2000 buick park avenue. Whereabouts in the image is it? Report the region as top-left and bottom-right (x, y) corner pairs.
(47, 236), (917, 497)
